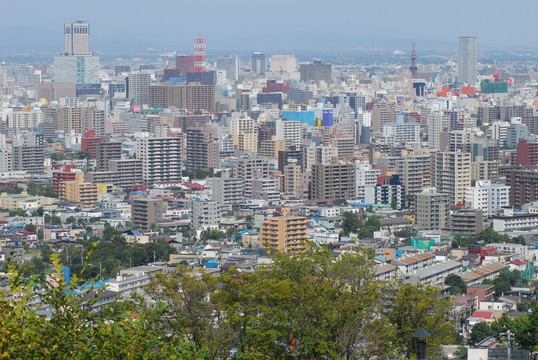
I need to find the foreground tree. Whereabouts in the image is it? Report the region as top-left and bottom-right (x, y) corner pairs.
(386, 281), (456, 359)
(0, 255), (205, 359)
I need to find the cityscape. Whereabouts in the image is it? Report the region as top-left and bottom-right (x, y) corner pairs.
(0, 5), (538, 360)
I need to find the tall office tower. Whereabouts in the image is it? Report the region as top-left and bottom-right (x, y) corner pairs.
(233, 157), (270, 198)
(96, 141), (122, 171)
(127, 73), (151, 106)
(185, 124), (220, 170)
(269, 55), (297, 73)
(416, 187), (450, 231)
(136, 137), (182, 186)
(63, 21), (91, 56)
(432, 151), (472, 205)
(275, 120), (302, 148)
(458, 35), (478, 84)
(176, 55), (195, 76)
(54, 21), (99, 84)
(131, 198), (164, 232)
(311, 162), (356, 201)
(300, 60), (332, 84)
(216, 55), (239, 81)
(251, 52), (266, 75)
(12, 145), (44, 174)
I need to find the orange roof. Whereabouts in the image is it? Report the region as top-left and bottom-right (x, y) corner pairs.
(461, 86), (476, 95)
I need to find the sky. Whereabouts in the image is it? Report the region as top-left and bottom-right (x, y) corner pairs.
(1, 0), (537, 56)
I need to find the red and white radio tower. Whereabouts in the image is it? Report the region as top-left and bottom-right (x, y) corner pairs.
(194, 34), (206, 72)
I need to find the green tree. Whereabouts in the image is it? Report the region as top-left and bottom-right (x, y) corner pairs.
(141, 265), (228, 358)
(391, 197), (397, 210)
(386, 282), (456, 359)
(216, 247), (385, 359)
(66, 216), (76, 224)
(341, 211), (362, 235)
(0, 254), (205, 359)
(444, 274), (467, 295)
(469, 321), (492, 345)
(24, 223), (37, 232)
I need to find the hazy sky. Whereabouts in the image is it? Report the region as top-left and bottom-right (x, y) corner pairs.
(1, 0), (537, 54)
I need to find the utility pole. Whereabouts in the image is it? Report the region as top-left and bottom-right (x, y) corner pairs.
(153, 251), (156, 263)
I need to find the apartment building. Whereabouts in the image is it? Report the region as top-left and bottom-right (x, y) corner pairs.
(260, 216), (307, 252)
(136, 137), (182, 186)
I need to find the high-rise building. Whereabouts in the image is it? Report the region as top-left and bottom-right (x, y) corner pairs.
(458, 35), (478, 84)
(275, 120), (302, 148)
(207, 177), (243, 205)
(192, 201), (220, 230)
(507, 169), (538, 207)
(148, 84), (215, 112)
(465, 180), (510, 217)
(185, 124), (220, 170)
(175, 55), (195, 76)
(136, 137), (182, 186)
(233, 157), (270, 198)
(127, 73), (151, 106)
(432, 151), (472, 205)
(311, 162), (356, 201)
(395, 156), (432, 197)
(365, 175), (406, 210)
(63, 21), (91, 56)
(416, 187), (450, 231)
(260, 216), (307, 253)
(355, 161), (381, 199)
(251, 52), (266, 75)
(300, 60), (332, 84)
(96, 141), (122, 171)
(12, 145), (44, 174)
(54, 21), (99, 85)
(131, 198), (164, 232)
(216, 55), (239, 81)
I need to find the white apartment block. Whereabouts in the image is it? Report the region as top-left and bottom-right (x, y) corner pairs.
(136, 137), (182, 186)
(356, 161), (380, 199)
(383, 123), (421, 144)
(276, 119), (302, 148)
(465, 180), (510, 217)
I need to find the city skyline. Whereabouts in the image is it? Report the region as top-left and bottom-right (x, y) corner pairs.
(1, 0), (538, 56)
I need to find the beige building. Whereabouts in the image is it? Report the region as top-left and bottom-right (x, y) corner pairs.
(259, 139), (290, 158)
(284, 163), (302, 194)
(471, 157), (499, 181)
(432, 151), (471, 205)
(148, 84), (215, 113)
(260, 216), (307, 252)
(59, 181), (98, 207)
(311, 162), (356, 201)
